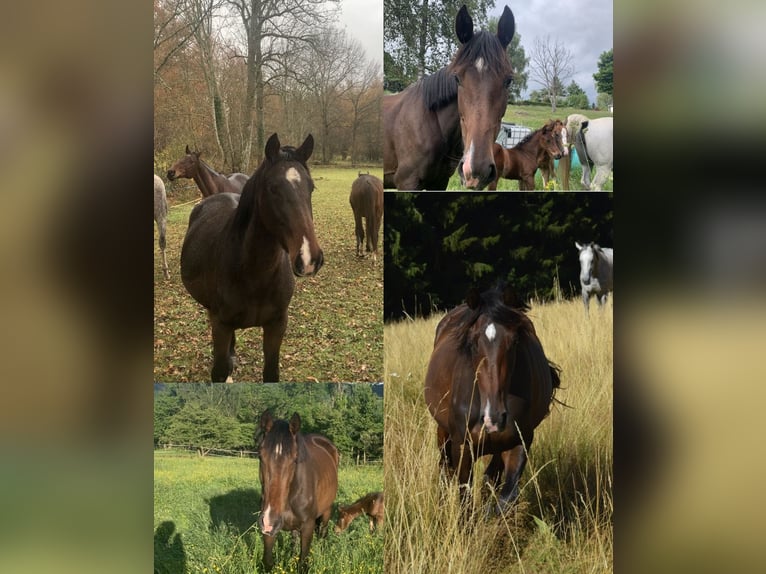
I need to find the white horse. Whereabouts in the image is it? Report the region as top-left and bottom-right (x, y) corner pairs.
(576, 241), (613, 314)
(573, 117), (613, 190)
(154, 174), (170, 279)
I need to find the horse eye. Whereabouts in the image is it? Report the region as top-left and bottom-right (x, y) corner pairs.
(503, 76), (512, 89)
(453, 74), (462, 87)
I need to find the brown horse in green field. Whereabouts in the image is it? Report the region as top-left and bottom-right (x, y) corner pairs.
(349, 173), (384, 260)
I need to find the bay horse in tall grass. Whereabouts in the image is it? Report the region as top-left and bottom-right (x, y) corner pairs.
(571, 116), (613, 190)
(349, 173), (383, 260)
(487, 119), (568, 190)
(334, 492), (384, 534)
(167, 145), (248, 196)
(424, 284), (561, 512)
(180, 134), (324, 382)
(383, 5), (516, 190)
(154, 174), (170, 279)
(576, 241), (613, 315)
(258, 411), (339, 573)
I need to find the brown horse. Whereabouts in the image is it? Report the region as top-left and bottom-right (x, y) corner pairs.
(258, 411), (339, 574)
(167, 145), (248, 197)
(334, 492), (384, 534)
(424, 284), (561, 512)
(488, 120), (568, 190)
(383, 5), (515, 190)
(349, 173), (384, 260)
(154, 174), (169, 279)
(180, 133), (323, 382)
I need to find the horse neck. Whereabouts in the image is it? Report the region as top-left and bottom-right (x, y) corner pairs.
(194, 159), (226, 196)
(435, 100), (463, 157)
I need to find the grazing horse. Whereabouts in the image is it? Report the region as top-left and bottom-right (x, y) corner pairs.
(334, 492), (384, 534)
(383, 5), (515, 190)
(167, 145), (248, 197)
(349, 173), (384, 260)
(572, 117), (613, 190)
(154, 174), (170, 279)
(180, 134), (324, 382)
(488, 120), (568, 190)
(258, 411), (339, 574)
(576, 241), (613, 315)
(424, 284), (561, 511)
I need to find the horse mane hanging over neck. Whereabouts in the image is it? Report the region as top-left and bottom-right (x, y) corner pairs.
(419, 68), (459, 112)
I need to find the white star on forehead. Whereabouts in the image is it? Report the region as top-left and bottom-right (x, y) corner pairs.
(485, 323), (496, 341)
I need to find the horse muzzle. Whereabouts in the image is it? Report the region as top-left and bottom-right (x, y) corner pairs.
(258, 513), (283, 536)
(166, 170), (177, 181)
(293, 248), (324, 277)
(458, 159), (496, 191)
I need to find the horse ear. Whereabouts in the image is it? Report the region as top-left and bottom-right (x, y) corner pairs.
(185, 145), (191, 154)
(260, 410), (273, 433)
(575, 241), (583, 251)
(289, 412), (301, 434)
(265, 133), (281, 160)
(295, 134), (314, 163)
(497, 6), (515, 49)
(455, 5), (474, 45)
(465, 287), (480, 309)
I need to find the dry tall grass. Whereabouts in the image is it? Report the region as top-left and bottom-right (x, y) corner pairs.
(383, 298), (612, 573)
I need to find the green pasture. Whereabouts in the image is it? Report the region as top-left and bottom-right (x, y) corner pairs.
(154, 166), (384, 383)
(154, 450), (383, 574)
(445, 105), (613, 191)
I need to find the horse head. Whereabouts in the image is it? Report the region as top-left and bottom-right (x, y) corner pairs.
(452, 5), (515, 190)
(258, 411), (302, 537)
(257, 133), (324, 277)
(576, 241), (601, 286)
(541, 120), (568, 160)
(462, 284), (528, 434)
(167, 145), (200, 181)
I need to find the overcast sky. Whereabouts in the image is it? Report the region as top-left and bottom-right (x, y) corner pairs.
(489, 1), (613, 104)
(338, 0), (384, 68)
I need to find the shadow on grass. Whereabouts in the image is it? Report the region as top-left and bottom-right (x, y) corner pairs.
(208, 487), (261, 536)
(154, 520), (186, 574)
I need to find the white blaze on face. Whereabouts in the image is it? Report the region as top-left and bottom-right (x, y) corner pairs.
(485, 322), (496, 342)
(274, 442), (282, 456)
(262, 504), (276, 534)
(482, 399), (498, 432)
(285, 167), (301, 187)
(561, 126), (569, 154)
(300, 236), (313, 273)
(462, 140), (475, 183)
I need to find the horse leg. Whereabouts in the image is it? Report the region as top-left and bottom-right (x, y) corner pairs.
(437, 426), (453, 474)
(261, 533), (277, 572)
(262, 316), (287, 382)
(354, 212), (364, 257)
(591, 165), (608, 191)
(209, 315), (234, 382)
(497, 441), (530, 510)
(298, 521), (316, 574)
(157, 219), (169, 279)
(451, 438), (474, 504)
(582, 291), (590, 316)
(317, 508), (331, 538)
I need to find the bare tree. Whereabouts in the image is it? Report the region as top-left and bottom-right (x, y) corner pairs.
(226, 0), (339, 167)
(344, 60), (382, 166)
(154, 0), (208, 78)
(529, 35), (575, 113)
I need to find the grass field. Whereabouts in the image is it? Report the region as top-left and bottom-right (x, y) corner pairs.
(446, 104), (613, 191)
(154, 451), (384, 574)
(383, 296), (613, 573)
(154, 166), (384, 383)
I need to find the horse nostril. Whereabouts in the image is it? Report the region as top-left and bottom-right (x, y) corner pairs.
(487, 163), (497, 184)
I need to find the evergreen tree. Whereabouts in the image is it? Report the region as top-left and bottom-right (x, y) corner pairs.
(566, 80), (589, 109)
(593, 49), (613, 96)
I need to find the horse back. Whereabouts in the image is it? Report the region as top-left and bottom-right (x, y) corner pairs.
(350, 175), (383, 221)
(303, 434), (339, 515)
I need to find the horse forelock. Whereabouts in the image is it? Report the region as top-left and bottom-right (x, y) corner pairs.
(449, 30), (512, 80)
(261, 419), (309, 463)
(452, 289), (531, 353)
